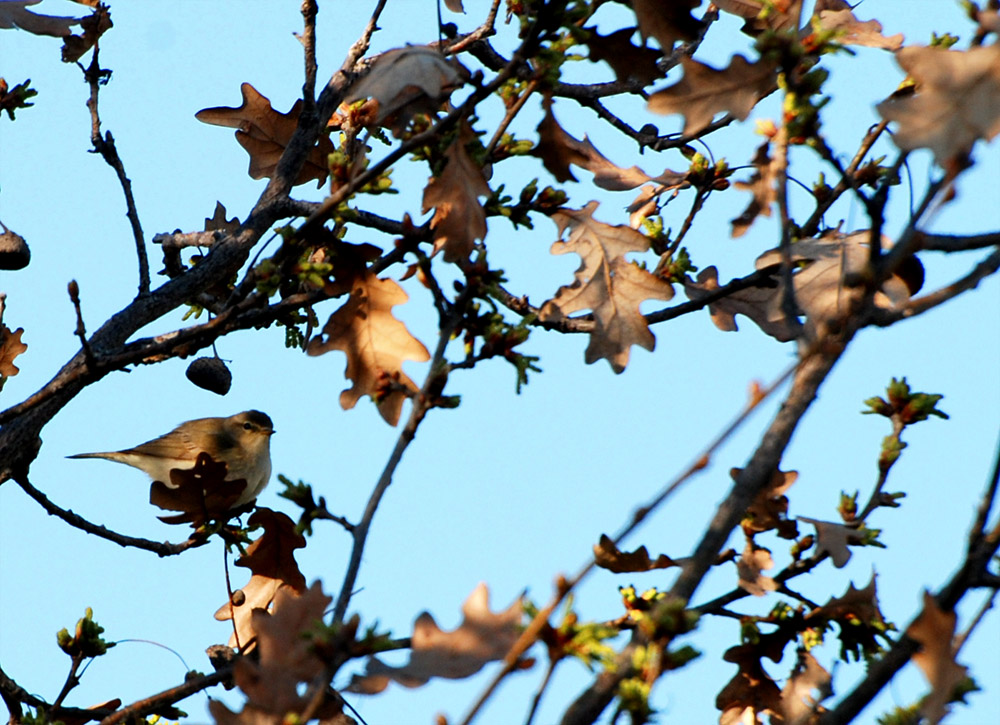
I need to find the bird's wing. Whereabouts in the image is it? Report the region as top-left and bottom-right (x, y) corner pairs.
(126, 418), (219, 460)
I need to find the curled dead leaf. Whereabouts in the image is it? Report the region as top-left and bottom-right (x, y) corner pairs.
(779, 650), (832, 725)
(222, 582), (334, 717)
(196, 83), (334, 187)
(717, 642), (785, 725)
(422, 129), (491, 263)
(60, 2), (112, 63)
(345, 46), (466, 131)
(632, 0), (703, 51)
(347, 583), (524, 694)
(535, 104), (685, 191)
(739, 467), (799, 538)
(731, 142), (777, 238)
(204, 201), (240, 234)
(593, 534), (680, 573)
(582, 27), (663, 87)
(682, 266), (797, 342)
(797, 517), (862, 568)
(815, 4), (902, 50)
(715, 0), (801, 36)
(877, 44), (1000, 166)
(907, 591), (969, 725)
(214, 508), (307, 650)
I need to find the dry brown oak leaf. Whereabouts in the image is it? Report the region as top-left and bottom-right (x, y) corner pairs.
(682, 266), (795, 341)
(307, 270), (430, 426)
(779, 650), (832, 725)
(422, 131), (491, 263)
(737, 540), (778, 597)
(205, 201), (240, 234)
(804, 574), (890, 655)
(631, 0), (703, 52)
(797, 516), (865, 569)
(61, 2), (111, 63)
(714, 0), (801, 36)
(648, 55), (777, 136)
(0, 0), (82, 36)
(0, 324), (27, 378)
(593, 533), (680, 573)
(215, 508), (307, 650)
(535, 104), (686, 191)
(582, 27), (664, 87)
(877, 43), (1000, 166)
(716, 641), (785, 725)
(907, 591), (970, 725)
(210, 582), (342, 723)
(753, 230), (924, 339)
(740, 467), (799, 539)
(196, 83), (334, 187)
(346, 583), (524, 694)
(814, 0), (903, 50)
(344, 45), (465, 131)
(149, 452), (247, 526)
(731, 142), (777, 238)
(539, 202), (675, 373)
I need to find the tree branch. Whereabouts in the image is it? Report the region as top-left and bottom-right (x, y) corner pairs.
(331, 327), (452, 623)
(917, 231), (1000, 252)
(14, 475), (206, 556)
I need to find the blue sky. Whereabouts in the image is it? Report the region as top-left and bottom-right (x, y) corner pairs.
(2, 1), (998, 724)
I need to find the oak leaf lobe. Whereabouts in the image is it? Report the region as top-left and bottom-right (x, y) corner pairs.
(539, 202), (675, 373)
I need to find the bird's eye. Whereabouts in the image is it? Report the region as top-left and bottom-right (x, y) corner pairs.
(243, 422), (253, 430)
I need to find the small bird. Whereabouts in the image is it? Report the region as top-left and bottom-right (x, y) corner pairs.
(69, 410), (275, 508)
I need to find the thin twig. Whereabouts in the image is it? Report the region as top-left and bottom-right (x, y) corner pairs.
(954, 587), (997, 656)
(82, 46), (149, 298)
(444, 0), (502, 55)
(801, 121), (888, 237)
(330, 323), (456, 624)
(301, 0), (319, 106)
(67, 280), (96, 369)
(14, 476), (205, 557)
(462, 360), (798, 725)
(524, 658), (560, 725)
(99, 669), (230, 725)
(50, 655), (84, 713)
(917, 231), (1000, 252)
(773, 125), (803, 340)
(486, 79), (539, 159)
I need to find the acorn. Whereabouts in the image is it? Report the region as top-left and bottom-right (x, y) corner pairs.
(185, 356), (232, 395)
(0, 224), (30, 270)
